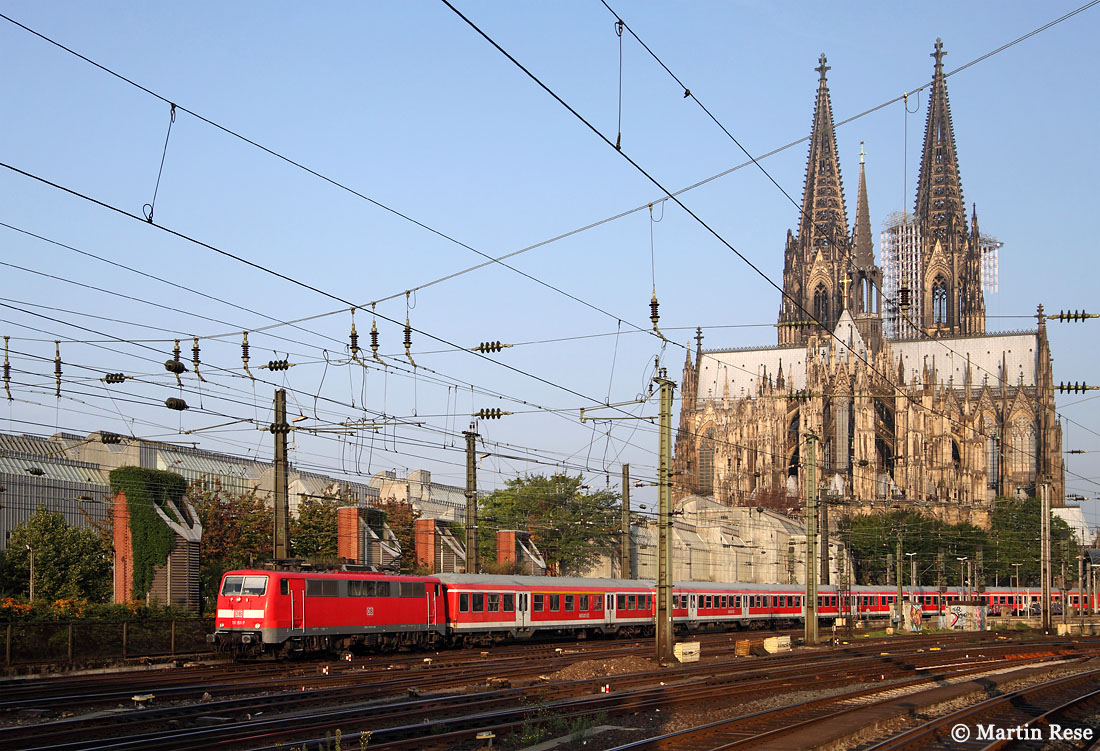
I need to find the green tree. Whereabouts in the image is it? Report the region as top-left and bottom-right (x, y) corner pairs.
(189, 482), (271, 612)
(838, 510), (989, 586)
(986, 498), (1077, 587)
(838, 497), (1079, 589)
(477, 473), (620, 576)
(2, 507), (111, 602)
(291, 495), (342, 561)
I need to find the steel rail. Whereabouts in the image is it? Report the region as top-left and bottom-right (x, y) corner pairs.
(861, 668), (1100, 751)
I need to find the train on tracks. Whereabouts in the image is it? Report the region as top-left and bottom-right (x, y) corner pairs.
(209, 568), (1093, 657)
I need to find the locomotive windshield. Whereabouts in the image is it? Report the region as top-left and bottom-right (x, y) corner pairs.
(221, 575), (268, 596)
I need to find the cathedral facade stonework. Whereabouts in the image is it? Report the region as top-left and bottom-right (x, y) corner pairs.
(673, 42), (1063, 528)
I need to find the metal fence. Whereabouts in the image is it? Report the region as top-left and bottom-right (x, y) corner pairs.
(3, 618), (213, 665)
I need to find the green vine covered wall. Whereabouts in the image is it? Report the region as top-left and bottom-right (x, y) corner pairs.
(110, 467), (188, 600)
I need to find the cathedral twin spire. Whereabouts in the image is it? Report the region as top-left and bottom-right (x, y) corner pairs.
(914, 38), (986, 336)
(778, 53), (867, 346)
(779, 40), (984, 346)
(795, 54), (849, 253)
(915, 39), (966, 240)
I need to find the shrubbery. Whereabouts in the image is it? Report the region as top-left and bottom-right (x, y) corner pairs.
(0, 596), (195, 623)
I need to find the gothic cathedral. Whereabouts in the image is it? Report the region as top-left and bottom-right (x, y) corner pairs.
(673, 41), (1063, 527)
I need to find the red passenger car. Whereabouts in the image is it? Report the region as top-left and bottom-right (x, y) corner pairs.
(435, 574), (655, 644)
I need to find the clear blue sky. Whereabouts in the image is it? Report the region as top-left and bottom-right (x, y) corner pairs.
(2, 2), (1098, 532)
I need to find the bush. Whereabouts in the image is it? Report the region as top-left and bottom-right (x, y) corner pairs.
(0, 597), (193, 623)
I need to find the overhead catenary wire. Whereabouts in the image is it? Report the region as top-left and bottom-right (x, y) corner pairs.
(1, 289), (627, 437)
(142, 102), (176, 223)
(0, 10), (667, 348)
(0, 220), (349, 351)
(4, 323), (674, 480)
(0, 159), (692, 463)
(4, 296), (1079, 504)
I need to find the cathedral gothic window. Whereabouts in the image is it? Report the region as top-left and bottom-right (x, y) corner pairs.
(1010, 419), (1037, 481)
(983, 416), (1000, 491)
(698, 428), (716, 496)
(932, 276), (948, 325)
(813, 284), (829, 326)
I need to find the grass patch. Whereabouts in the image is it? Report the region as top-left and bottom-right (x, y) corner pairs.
(509, 703), (609, 747)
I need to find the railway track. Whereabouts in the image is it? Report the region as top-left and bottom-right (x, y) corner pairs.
(859, 669), (1100, 751)
(2, 626), (919, 715)
(600, 651), (1098, 751)
(0, 627), (1006, 714)
(1, 634), (1092, 751)
(0, 635), (669, 713)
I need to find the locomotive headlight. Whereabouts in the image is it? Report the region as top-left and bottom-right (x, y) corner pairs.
(254, 622), (261, 628)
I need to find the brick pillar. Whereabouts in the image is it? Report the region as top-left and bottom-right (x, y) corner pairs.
(497, 530), (517, 567)
(414, 519), (437, 572)
(337, 507), (361, 563)
(112, 490), (133, 603)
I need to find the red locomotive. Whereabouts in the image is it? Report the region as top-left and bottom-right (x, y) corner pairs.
(212, 570), (444, 654)
(209, 568), (1095, 657)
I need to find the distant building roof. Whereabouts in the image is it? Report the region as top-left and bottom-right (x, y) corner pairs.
(1053, 506), (1090, 545)
(0, 448), (108, 485)
(696, 330), (1039, 402)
